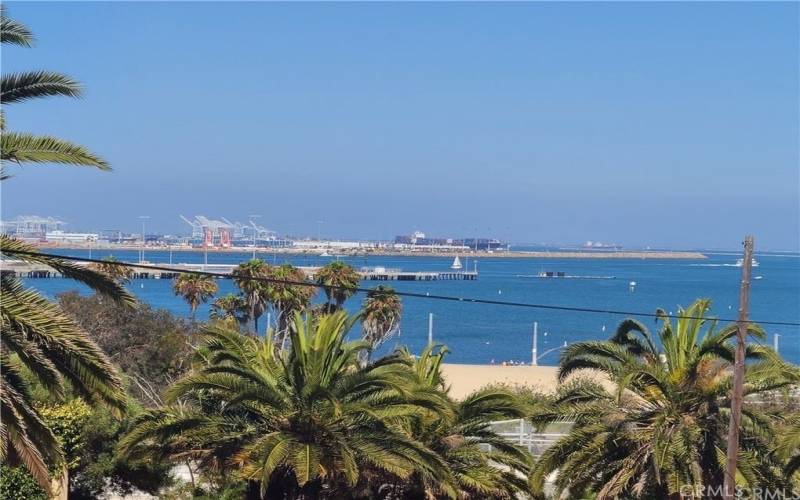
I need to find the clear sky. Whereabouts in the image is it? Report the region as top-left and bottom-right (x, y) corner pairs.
(2, 2), (798, 250)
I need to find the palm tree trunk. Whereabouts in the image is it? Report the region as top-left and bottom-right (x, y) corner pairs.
(49, 468), (68, 500)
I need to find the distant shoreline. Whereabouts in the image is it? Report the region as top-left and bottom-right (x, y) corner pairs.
(32, 243), (707, 260)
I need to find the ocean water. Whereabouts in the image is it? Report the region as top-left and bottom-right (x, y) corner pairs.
(22, 249), (800, 365)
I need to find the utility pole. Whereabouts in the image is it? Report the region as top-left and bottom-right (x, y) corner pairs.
(138, 216), (150, 263)
(773, 333), (780, 354)
(724, 235), (754, 500)
(428, 313), (434, 345)
(250, 214), (261, 260)
(531, 322), (538, 366)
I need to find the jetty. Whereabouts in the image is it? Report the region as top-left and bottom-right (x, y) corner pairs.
(358, 267), (477, 281)
(1, 260), (478, 281)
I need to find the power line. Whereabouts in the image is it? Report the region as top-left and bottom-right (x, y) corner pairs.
(3, 248), (800, 328)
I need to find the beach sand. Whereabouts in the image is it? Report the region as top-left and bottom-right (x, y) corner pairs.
(441, 364), (562, 399)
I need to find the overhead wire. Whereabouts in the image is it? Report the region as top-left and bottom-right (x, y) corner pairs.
(3, 248), (800, 328)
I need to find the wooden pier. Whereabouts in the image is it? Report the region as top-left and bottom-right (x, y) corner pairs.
(358, 268), (477, 281)
(1, 261), (478, 281)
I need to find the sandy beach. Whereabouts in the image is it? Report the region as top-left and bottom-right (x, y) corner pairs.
(441, 364), (616, 399)
(441, 364), (562, 399)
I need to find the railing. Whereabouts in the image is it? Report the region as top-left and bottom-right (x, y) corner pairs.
(488, 418), (570, 457)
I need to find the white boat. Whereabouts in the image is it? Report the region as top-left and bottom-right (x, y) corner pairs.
(451, 256), (463, 270)
(734, 258), (759, 268)
(320, 251), (331, 257)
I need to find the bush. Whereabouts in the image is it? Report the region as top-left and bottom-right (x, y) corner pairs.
(69, 400), (174, 499)
(0, 465), (46, 500)
(58, 291), (198, 405)
(28, 398), (173, 500)
(38, 399), (92, 470)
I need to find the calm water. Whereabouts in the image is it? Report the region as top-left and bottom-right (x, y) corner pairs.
(24, 249), (800, 365)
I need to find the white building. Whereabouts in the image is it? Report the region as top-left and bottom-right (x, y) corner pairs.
(45, 230), (99, 243)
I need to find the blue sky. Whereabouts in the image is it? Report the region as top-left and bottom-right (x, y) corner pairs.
(2, 2), (798, 250)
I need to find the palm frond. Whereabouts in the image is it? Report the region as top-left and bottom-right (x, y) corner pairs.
(1, 71), (81, 104)
(0, 236), (135, 304)
(1, 131), (110, 170)
(1, 275), (127, 413)
(1, 9), (33, 47)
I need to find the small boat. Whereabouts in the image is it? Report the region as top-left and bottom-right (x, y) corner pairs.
(451, 256), (463, 270)
(319, 251), (331, 257)
(734, 258), (759, 268)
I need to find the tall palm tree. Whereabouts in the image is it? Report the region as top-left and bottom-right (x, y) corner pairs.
(529, 299), (798, 499)
(209, 293), (248, 327)
(0, 236), (134, 491)
(360, 285), (402, 364)
(119, 312), (449, 498)
(1, 8), (108, 180)
(315, 261), (360, 313)
(388, 344), (532, 499)
(231, 259), (271, 334)
(265, 263), (315, 345)
(172, 273), (217, 320)
(0, 11), (129, 490)
(90, 255), (133, 284)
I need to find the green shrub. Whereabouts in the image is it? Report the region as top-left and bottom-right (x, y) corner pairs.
(38, 399), (92, 470)
(0, 465), (46, 500)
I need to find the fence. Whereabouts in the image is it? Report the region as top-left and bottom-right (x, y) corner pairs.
(488, 418), (570, 457)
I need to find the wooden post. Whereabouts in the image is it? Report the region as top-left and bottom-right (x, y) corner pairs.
(724, 235), (754, 499)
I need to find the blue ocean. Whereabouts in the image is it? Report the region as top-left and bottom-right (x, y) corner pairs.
(23, 249), (800, 365)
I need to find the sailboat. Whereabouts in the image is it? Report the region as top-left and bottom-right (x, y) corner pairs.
(451, 255), (463, 270)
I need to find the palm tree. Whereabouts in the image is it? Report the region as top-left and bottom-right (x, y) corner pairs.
(119, 312), (449, 498)
(315, 261), (360, 313)
(231, 259), (271, 334)
(0, 11), (129, 490)
(387, 344), (532, 499)
(265, 263), (315, 345)
(777, 416), (800, 481)
(172, 273), (218, 320)
(529, 299), (798, 499)
(360, 285), (402, 364)
(210, 293), (248, 327)
(0, 236), (134, 491)
(1, 8), (108, 179)
(90, 255), (133, 284)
